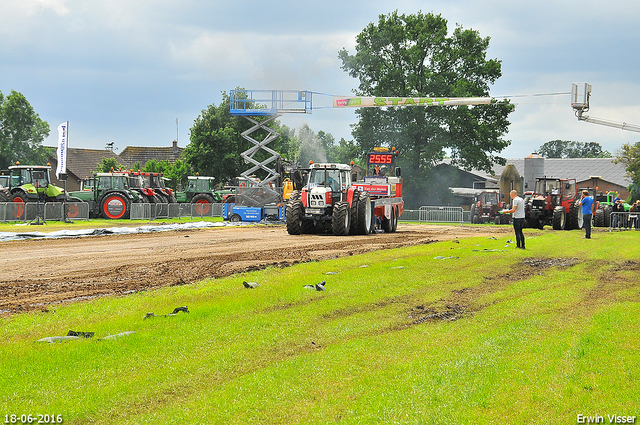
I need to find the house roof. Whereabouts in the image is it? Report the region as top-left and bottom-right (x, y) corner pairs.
(119, 146), (183, 167)
(45, 142), (184, 179)
(441, 157), (630, 187)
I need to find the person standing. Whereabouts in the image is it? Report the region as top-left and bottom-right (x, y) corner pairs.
(502, 190), (526, 249)
(579, 190), (594, 239)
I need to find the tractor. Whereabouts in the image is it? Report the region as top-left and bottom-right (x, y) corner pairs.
(69, 172), (145, 219)
(525, 177), (579, 230)
(175, 176), (232, 215)
(286, 148), (404, 236)
(134, 172), (176, 203)
(470, 190), (509, 224)
(593, 191), (629, 227)
(286, 162), (372, 235)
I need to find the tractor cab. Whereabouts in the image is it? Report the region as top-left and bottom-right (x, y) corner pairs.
(8, 164), (66, 202)
(306, 163), (352, 203)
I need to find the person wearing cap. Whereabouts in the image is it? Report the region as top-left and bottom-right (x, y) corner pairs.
(373, 165), (382, 176)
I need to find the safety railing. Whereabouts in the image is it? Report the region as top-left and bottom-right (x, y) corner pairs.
(609, 212), (640, 231)
(0, 202), (90, 222)
(418, 206), (465, 225)
(0, 202), (224, 222)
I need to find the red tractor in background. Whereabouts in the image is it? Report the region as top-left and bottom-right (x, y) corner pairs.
(525, 177), (579, 230)
(470, 190), (509, 224)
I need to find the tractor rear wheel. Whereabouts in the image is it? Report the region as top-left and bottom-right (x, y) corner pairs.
(0, 191), (9, 202)
(603, 205), (612, 227)
(100, 193), (130, 219)
(332, 201), (351, 236)
(192, 193), (215, 215)
(286, 200), (304, 235)
(352, 192), (372, 235)
(552, 207), (566, 230)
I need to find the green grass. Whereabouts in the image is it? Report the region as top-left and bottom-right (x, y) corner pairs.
(1, 229), (639, 424)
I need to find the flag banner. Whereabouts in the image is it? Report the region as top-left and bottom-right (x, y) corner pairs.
(56, 122), (68, 179)
(333, 96), (493, 108)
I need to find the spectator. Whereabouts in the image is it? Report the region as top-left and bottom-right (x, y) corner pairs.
(630, 201), (640, 230)
(612, 199), (625, 229)
(578, 190), (594, 239)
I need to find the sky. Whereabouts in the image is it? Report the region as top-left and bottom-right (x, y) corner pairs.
(3, 0), (640, 161)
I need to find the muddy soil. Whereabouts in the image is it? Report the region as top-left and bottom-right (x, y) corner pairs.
(0, 223), (509, 314)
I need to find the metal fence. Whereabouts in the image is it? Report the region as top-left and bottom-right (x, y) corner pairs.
(417, 206), (465, 225)
(0, 202), (90, 222)
(129, 202), (224, 220)
(609, 212), (640, 231)
(0, 202), (224, 222)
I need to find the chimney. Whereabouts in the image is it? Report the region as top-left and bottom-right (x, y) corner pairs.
(172, 140), (178, 156)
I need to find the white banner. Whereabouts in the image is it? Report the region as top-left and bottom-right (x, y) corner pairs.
(333, 96), (493, 108)
(56, 122), (68, 179)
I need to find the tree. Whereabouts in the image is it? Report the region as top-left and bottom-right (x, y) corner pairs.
(538, 140), (612, 158)
(338, 11), (514, 208)
(95, 157), (126, 173)
(614, 141), (640, 202)
(142, 158), (192, 190)
(184, 90), (297, 185)
(0, 90), (50, 169)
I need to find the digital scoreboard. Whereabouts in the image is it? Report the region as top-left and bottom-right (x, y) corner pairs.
(367, 152), (396, 166)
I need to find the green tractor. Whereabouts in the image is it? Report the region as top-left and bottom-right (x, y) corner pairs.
(7, 164), (67, 203)
(69, 172), (144, 219)
(594, 191), (631, 227)
(175, 176), (232, 215)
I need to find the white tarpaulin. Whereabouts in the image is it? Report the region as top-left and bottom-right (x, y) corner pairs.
(56, 122), (68, 179)
(333, 96), (493, 108)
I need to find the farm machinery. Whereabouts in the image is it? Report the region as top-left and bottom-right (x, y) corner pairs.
(285, 147), (404, 235)
(470, 190), (509, 224)
(69, 172), (146, 219)
(175, 176), (233, 215)
(1, 164), (84, 220)
(524, 177), (579, 230)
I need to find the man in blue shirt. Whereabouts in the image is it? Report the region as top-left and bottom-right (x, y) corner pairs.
(579, 190), (594, 239)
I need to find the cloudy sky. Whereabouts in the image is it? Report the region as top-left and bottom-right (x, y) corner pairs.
(3, 0), (640, 160)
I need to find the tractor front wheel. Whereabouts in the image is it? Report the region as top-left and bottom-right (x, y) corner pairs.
(286, 200), (304, 235)
(552, 207), (566, 230)
(332, 201), (351, 236)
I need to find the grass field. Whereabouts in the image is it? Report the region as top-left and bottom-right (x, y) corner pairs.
(1, 228), (639, 424)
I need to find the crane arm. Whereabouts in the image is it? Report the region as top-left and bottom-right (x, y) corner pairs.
(577, 111), (640, 133)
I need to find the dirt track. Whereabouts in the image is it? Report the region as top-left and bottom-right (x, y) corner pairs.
(0, 223), (509, 314)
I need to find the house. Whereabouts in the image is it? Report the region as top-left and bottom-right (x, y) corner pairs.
(46, 140), (184, 191)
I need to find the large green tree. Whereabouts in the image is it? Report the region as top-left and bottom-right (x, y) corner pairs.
(614, 141), (640, 202)
(184, 90), (297, 185)
(338, 11), (514, 207)
(0, 90), (50, 169)
(538, 140), (611, 158)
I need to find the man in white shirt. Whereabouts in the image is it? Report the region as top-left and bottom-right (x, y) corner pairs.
(502, 190), (526, 249)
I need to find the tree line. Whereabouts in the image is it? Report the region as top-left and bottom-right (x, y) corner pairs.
(2, 11), (639, 205)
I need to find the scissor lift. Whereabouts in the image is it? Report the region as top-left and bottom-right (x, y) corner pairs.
(226, 90), (313, 221)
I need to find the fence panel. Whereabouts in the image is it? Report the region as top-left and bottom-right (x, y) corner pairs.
(610, 212), (639, 231)
(418, 206), (464, 225)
